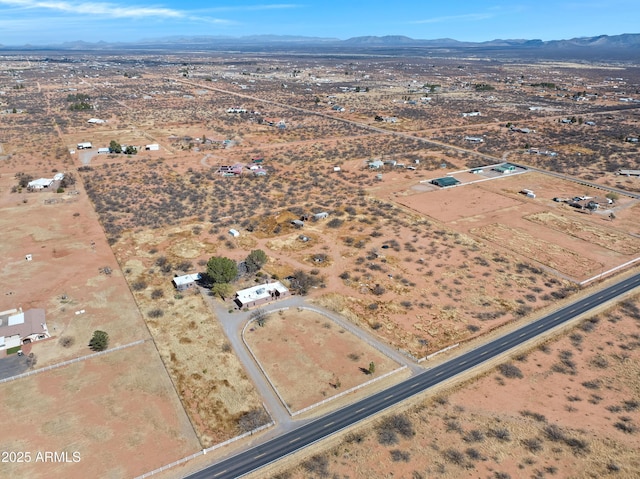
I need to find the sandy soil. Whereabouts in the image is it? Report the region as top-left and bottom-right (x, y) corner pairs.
(0, 341), (200, 479)
(274, 295), (640, 479)
(245, 308), (400, 412)
(0, 172), (149, 365)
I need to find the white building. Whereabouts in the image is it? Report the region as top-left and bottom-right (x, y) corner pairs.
(229, 229), (240, 238)
(172, 273), (201, 292)
(145, 144), (160, 151)
(27, 178), (53, 190)
(77, 142), (92, 149)
(0, 308), (49, 352)
(234, 282), (289, 309)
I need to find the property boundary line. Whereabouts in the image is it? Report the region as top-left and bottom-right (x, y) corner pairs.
(0, 339), (147, 384)
(134, 421), (275, 479)
(580, 256), (640, 286)
(242, 306), (410, 417)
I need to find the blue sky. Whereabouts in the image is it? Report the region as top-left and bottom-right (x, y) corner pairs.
(0, 0), (637, 45)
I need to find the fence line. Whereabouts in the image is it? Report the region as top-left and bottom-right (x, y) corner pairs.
(0, 339), (147, 384)
(292, 366), (408, 417)
(420, 343), (461, 362)
(580, 256), (640, 286)
(242, 310), (294, 415)
(134, 422), (275, 479)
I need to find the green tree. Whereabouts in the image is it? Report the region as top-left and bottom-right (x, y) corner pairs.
(124, 145), (137, 155)
(109, 140), (122, 153)
(207, 256), (238, 284)
(211, 282), (233, 300)
(89, 330), (109, 351)
(368, 361), (376, 374)
(245, 249), (268, 273)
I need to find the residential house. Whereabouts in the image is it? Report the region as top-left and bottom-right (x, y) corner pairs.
(234, 281), (290, 309)
(0, 308), (49, 352)
(368, 160), (384, 169)
(464, 136), (484, 143)
(27, 178), (53, 190)
(462, 111), (481, 117)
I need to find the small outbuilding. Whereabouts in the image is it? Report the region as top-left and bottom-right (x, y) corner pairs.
(229, 229), (240, 238)
(172, 273), (201, 292)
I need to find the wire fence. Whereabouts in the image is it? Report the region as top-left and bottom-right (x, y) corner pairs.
(134, 421), (275, 479)
(0, 339), (147, 384)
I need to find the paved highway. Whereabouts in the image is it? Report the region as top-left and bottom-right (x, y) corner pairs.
(187, 272), (640, 479)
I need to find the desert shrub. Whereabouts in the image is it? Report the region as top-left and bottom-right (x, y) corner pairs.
(221, 342), (232, 353)
(613, 421), (637, 434)
(176, 260), (193, 272)
(442, 448), (465, 466)
(59, 336), (75, 348)
(521, 437), (543, 453)
(372, 284), (385, 296)
(463, 429), (485, 443)
(489, 427), (511, 441)
(498, 363), (523, 379)
(581, 380), (601, 390)
(465, 447), (483, 461)
(446, 420), (463, 433)
(544, 424), (567, 442)
(289, 269), (322, 295)
(326, 218), (343, 228)
(344, 431), (365, 444)
(150, 288), (164, 299)
(238, 407), (270, 432)
(590, 354), (608, 369)
(494, 473), (511, 479)
(131, 280), (147, 291)
(376, 414), (415, 445)
(623, 399), (639, 411)
(301, 454), (329, 477)
(390, 449), (411, 462)
(520, 410), (547, 423)
(147, 308), (164, 318)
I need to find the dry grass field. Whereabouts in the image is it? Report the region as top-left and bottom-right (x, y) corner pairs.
(112, 226), (267, 447)
(271, 295), (640, 479)
(0, 341), (200, 479)
(245, 308), (401, 412)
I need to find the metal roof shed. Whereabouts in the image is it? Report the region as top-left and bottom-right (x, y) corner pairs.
(431, 177), (460, 187)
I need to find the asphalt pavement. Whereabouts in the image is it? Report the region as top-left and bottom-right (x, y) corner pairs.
(187, 272), (640, 479)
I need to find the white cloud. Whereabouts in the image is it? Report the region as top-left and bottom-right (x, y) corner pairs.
(1, 0), (196, 19)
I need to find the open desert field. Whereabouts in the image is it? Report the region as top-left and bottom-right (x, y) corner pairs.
(2, 50), (640, 478)
(272, 294), (640, 479)
(397, 171), (640, 282)
(0, 341), (200, 479)
(245, 308), (401, 412)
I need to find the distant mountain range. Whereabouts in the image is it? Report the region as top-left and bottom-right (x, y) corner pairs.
(2, 33), (639, 59)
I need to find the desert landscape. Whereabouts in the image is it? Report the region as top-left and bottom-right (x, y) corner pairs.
(1, 39), (639, 479)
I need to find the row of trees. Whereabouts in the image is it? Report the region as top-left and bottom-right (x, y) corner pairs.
(206, 250), (268, 299)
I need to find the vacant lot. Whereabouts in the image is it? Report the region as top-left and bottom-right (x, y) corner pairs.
(245, 308), (401, 412)
(274, 295), (640, 479)
(0, 341), (200, 479)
